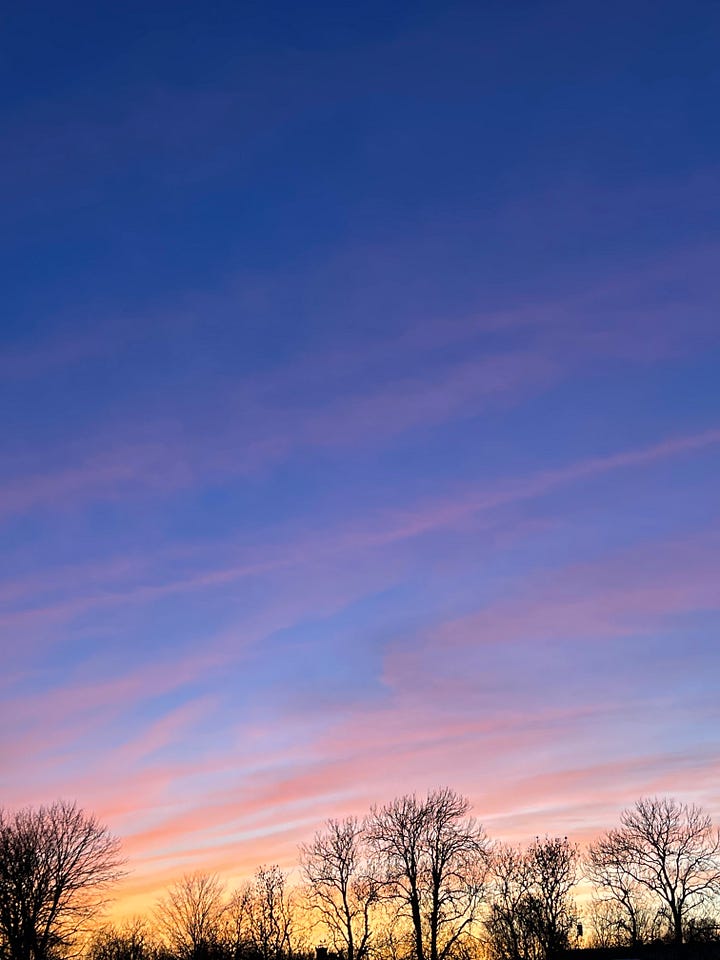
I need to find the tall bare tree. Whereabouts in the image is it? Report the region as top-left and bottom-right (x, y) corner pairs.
(485, 838), (577, 960)
(301, 817), (380, 960)
(485, 843), (537, 960)
(228, 867), (294, 960)
(366, 788), (489, 960)
(525, 837), (577, 960)
(591, 797), (720, 944)
(0, 800), (124, 960)
(155, 873), (227, 960)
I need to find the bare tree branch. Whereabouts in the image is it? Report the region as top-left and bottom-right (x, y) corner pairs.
(366, 788), (489, 960)
(301, 818), (380, 960)
(589, 797), (720, 944)
(154, 873), (227, 960)
(0, 800), (124, 960)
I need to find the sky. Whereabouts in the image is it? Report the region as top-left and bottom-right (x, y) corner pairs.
(1, 0), (720, 917)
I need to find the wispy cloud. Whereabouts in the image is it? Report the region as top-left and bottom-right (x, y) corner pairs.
(2, 425), (718, 645)
(4, 236), (718, 522)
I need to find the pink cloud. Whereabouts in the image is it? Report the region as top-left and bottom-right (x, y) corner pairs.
(425, 529), (720, 652)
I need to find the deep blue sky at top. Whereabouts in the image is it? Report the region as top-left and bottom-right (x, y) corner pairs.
(2, 0), (719, 493)
(4, 0), (719, 344)
(2, 0), (719, 616)
(2, 0), (719, 578)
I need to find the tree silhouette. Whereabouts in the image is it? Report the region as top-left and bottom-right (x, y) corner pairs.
(366, 788), (489, 960)
(486, 838), (577, 960)
(587, 832), (655, 947)
(87, 918), (155, 960)
(301, 817), (380, 960)
(591, 797), (720, 944)
(0, 800), (124, 960)
(155, 873), (227, 960)
(228, 866), (294, 960)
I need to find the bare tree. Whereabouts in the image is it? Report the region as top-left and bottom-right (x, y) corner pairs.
(371, 901), (416, 960)
(87, 918), (155, 960)
(587, 833), (654, 948)
(485, 844), (538, 960)
(228, 867), (294, 960)
(525, 837), (577, 960)
(0, 800), (124, 960)
(594, 797), (720, 944)
(586, 897), (661, 950)
(485, 839), (577, 960)
(366, 788), (489, 960)
(301, 818), (380, 960)
(155, 873), (227, 960)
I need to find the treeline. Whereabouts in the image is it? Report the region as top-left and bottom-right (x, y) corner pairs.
(2, 790), (720, 960)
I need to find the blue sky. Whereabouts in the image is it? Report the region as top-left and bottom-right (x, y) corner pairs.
(1, 0), (719, 912)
